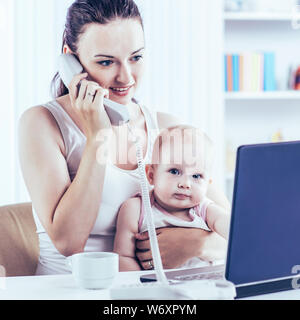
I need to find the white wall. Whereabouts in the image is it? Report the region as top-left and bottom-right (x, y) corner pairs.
(9, 0), (73, 205)
(0, 0), (15, 205)
(0, 0), (73, 205)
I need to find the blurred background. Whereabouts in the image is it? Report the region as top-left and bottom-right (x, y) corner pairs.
(1, 0), (300, 206)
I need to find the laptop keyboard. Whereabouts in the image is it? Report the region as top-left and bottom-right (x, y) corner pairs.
(174, 271), (224, 281)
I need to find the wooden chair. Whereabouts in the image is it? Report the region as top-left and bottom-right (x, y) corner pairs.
(0, 203), (39, 276)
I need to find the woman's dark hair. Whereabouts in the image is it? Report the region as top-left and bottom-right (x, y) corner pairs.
(51, 0), (143, 98)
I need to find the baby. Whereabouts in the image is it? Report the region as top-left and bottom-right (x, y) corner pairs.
(113, 125), (230, 271)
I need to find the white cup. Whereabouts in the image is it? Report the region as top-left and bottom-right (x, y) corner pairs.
(68, 252), (119, 290)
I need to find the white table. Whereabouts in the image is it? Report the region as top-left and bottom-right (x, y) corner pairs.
(0, 271), (145, 300)
(1, 271), (300, 300)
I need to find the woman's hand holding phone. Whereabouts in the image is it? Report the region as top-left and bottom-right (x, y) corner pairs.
(68, 73), (113, 141)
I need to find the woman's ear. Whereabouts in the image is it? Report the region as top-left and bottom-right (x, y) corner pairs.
(63, 45), (73, 55)
(145, 164), (155, 185)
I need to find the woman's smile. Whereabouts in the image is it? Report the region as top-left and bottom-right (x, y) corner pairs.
(109, 85), (133, 97)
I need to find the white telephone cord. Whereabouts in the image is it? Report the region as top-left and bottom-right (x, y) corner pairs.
(127, 124), (169, 285)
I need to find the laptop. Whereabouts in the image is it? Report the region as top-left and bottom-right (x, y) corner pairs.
(140, 141), (300, 298)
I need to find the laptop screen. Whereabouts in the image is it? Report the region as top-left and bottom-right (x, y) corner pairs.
(226, 141), (300, 286)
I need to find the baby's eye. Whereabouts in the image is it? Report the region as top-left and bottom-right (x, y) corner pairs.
(192, 174), (203, 180)
(97, 60), (113, 67)
(169, 168), (180, 175)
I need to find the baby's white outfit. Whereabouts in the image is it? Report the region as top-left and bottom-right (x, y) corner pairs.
(137, 192), (213, 268)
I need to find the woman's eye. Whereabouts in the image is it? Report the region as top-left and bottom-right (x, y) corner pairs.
(131, 55), (143, 62)
(169, 168), (180, 175)
(97, 60), (113, 67)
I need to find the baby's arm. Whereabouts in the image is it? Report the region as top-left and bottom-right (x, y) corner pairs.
(206, 203), (230, 240)
(113, 197), (142, 271)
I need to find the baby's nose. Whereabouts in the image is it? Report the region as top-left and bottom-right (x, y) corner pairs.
(178, 176), (191, 189)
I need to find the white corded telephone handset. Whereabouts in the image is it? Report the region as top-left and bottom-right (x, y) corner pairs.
(58, 53), (130, 126)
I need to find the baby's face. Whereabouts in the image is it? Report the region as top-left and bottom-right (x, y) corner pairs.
(147, 143), (210, 212)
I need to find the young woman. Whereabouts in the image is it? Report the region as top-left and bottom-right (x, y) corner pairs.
(18, 0), (229, 275)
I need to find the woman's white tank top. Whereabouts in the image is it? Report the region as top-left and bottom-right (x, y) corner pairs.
(33, 100), (159, 275)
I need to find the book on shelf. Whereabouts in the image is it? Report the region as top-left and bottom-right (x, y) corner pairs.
(264, 52), (276, 91)
(224, 51), (276, 92)
(232, 54), (239, 91)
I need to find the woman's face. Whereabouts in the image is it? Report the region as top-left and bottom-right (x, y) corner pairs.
(76, 19), (145, 106)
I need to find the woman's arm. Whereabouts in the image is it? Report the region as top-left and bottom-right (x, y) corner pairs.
(18, 106), (111, 256)
(135, 227), (227, 269)
(19, 76), (114, 257)
(113, 198), (141, 271)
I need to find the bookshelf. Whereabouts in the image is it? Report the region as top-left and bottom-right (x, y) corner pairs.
(223, 7), (300, 200)
(225, 90), (300, 100)
(224, 12), (300, 21)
